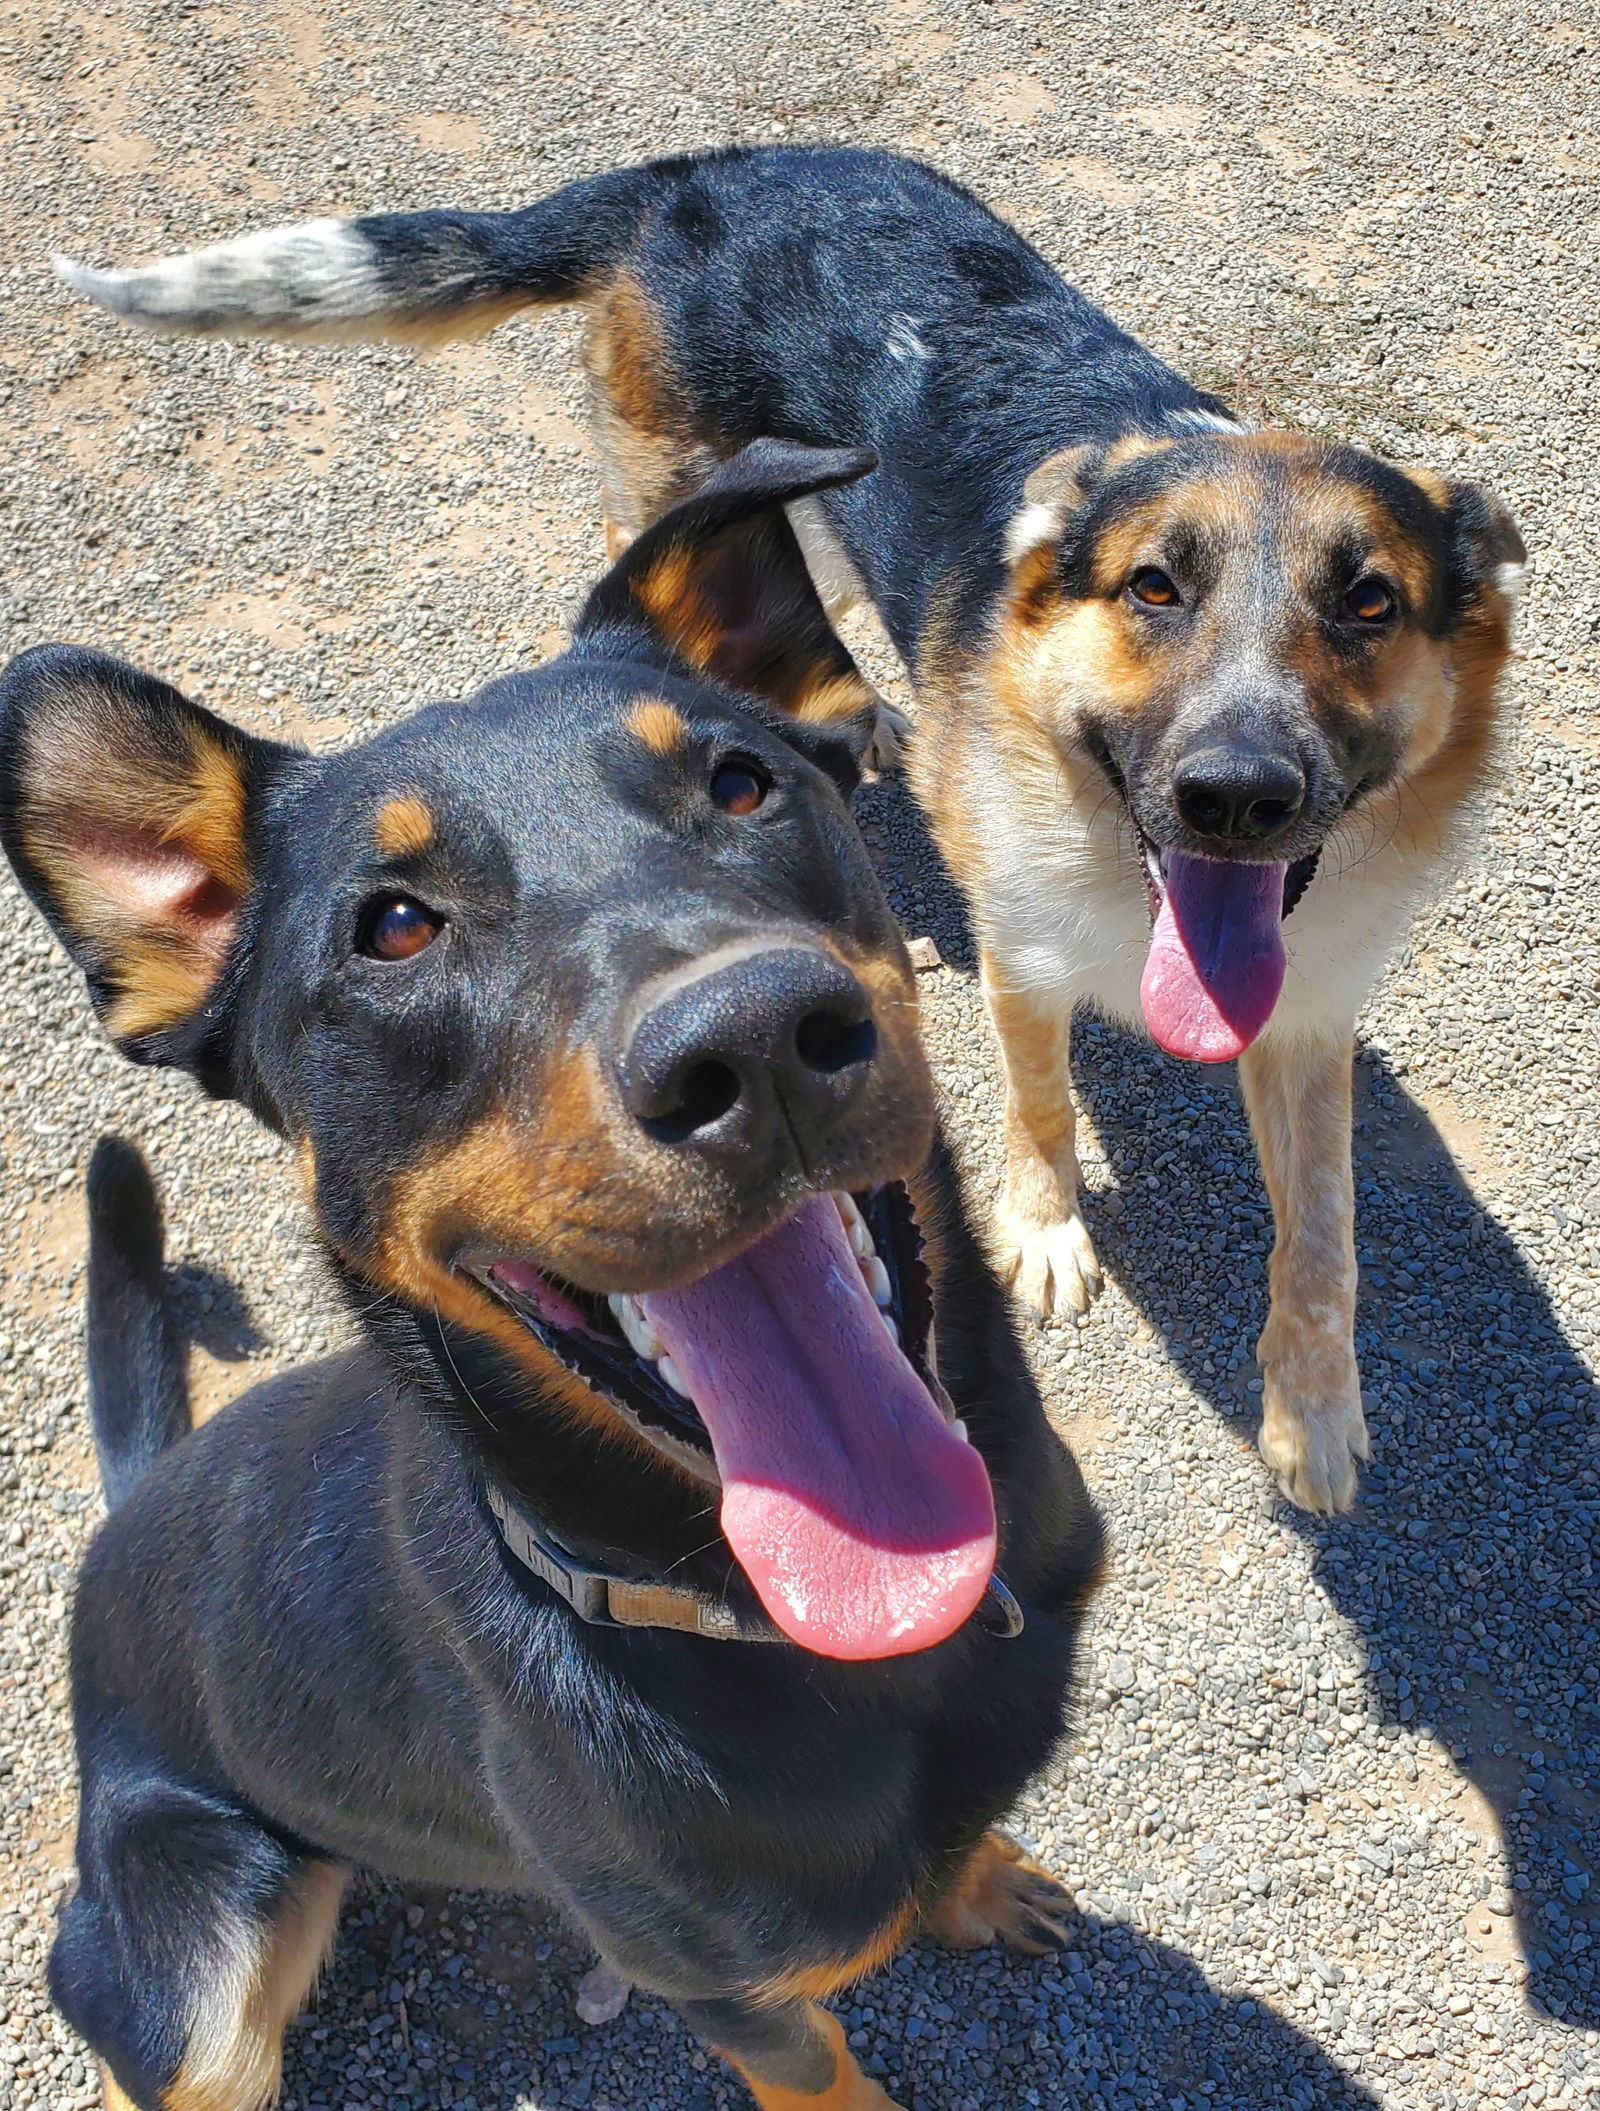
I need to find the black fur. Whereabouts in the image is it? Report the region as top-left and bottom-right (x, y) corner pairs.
(83, 1136), (190, 1509)
(3, 442), (1103, 2108)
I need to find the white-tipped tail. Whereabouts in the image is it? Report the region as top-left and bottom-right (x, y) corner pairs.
(53, 219), (388, 341)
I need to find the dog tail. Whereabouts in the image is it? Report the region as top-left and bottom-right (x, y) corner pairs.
(52, 159), (677, 348)
(85, 1137), (191, 1510)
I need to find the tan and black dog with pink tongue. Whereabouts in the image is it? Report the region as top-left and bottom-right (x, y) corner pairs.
(60, 145), (1526, 1513)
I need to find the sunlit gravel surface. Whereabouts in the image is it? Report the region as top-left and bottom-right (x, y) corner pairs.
(1, 3), (1597, 2106)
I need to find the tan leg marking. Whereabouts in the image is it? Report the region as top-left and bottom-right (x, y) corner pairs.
(164, 1863), (347, 2111)
(921, 1831), (1073, 1955)
(1238, 1030), (1367, 1514)
(751, 1899), (918, 2007)
(722, 2006), (905, 2111)
(582, 273), (710, 555)
(602, 509), (633, 562)
(102, 2073), (140, 2111)
(981, 959), (1101, 1321)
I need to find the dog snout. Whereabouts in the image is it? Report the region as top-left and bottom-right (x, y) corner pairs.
(1172, 741), (1307, 848)
(620, 945), (878, 1158)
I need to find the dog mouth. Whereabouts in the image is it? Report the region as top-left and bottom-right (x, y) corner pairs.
(468, 1185), (996, 1661)
(1130, 829), (1321, 1067)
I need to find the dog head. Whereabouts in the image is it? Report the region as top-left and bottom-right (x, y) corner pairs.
(0, 441), (995, 1661)
(997, 428), (1525, 1058)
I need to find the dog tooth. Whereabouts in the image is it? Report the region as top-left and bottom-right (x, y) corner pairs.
(861, 1254), (892, 1307)
(834, 1192), (875, 1257)
(952, 1419), (969, 1443)
(878, 1307), (900, 1343)
(608, 1293), (664, 1361)
(657, 1355), (690, 1398)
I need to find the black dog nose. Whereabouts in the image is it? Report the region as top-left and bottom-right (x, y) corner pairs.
(1173, 743), (1306, 844)
(621, 945), (877, 1153)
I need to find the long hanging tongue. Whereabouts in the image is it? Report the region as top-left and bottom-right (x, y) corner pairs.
(1140, 851), (1288, 1063)
(639, 1195), (995, 1661)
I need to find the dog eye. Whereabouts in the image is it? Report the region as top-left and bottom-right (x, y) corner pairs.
(1340, 576), (1396, 625)
(1128, 567), (1181, 608)
(709, 759), (770, 816)
(356, 895), (443, 961)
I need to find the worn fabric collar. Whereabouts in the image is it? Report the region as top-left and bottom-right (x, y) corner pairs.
(485, 1477), (1026, 1646)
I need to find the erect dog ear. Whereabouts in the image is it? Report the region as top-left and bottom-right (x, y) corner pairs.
(0, 645), (297, 1082)
(1001, 435), (1184, 619)
(572, 438), (882, 731)
(1408, 470), (1528, 620)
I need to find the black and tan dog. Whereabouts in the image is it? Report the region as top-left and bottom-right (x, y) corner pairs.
(59, 145), (1528, 1513)
(0, 446), (1102, 2111)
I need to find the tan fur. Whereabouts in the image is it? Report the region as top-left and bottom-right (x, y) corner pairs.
(580, 299), (894, 751)
(160, 1863), (346, 2111)
(627, 700), (689, 754)
(627, 539), (879, 727)
(822, 939), (931, 1135)
(981, 963), (1101, 1319)
(584, 272), (710, 544)
(921, 1830), (1073, 1955)
(102, 2074), (139, 2111)
(779, 663), (879, 726)
(751, 1900), (919, 2006)
(15, 672), (253, 1042)
(1238, 1030), (1368, 1513)
(911, 429), (1519, 1512)
(719, 2006), (904, 2111)
(372, 795), (435, 859)
(630, 545), (724, 677)
(363, 1048), (730, 1472)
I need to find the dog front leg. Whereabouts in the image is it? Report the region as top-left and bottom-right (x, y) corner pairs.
(981, 958), (1102, 1321)
(677, 1995), (905, 2110)
(1238, 1028), (1368, 1513)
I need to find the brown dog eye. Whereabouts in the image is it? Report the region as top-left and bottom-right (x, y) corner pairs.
(1341, 576), (1396, 625)
(357, 895), (442, 961)
(710, 760), (769, 816)
(1128, 567), (1181, 608)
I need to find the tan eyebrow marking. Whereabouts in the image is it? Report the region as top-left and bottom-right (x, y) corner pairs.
(373, 796), (435, 859)
(627, 700), (689, 754)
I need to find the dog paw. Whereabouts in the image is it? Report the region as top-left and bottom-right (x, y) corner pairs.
(923, 1833), (1074, 1955)
(994, 1204), (1102, 1322)
(863, 701), (912, 775)
(1257, 1378), (1369, 1514)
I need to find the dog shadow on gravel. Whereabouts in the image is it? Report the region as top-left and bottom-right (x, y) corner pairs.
(1066, 1019), (1600, 2032)
(279, 1880), (1380, 2111)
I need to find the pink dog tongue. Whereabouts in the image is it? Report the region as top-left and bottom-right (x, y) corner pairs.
(1140, 852), (1288, 1063)
(639, 1195), (996, 1660)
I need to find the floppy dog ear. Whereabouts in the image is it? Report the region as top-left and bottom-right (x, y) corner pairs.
(0, 645), (296, 1081)
(573, 439), (883, 732)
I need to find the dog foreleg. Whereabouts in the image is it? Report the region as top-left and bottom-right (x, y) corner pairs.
(681, 1996), (905, 2110)
(981, 959), (1102, 1321)
(1238, 1028), (1368, 1513)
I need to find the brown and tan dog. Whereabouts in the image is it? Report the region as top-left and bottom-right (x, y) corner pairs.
(59, 145), (1527, 1511)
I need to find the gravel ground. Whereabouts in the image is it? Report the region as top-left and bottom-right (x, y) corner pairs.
(2, 3), (1598, 2107)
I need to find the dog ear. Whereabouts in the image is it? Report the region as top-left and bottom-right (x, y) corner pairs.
(766, 702), (882, 802)
(1438, 478), (1527, 616)
(573, 439), (882, 730)
(1002, 442), (1128, 573)
(0, 645), (297, 1080)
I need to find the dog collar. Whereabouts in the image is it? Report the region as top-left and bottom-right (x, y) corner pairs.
(485, 1478), (779, 1642)
(484, 1479), (1026, 1645)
